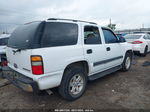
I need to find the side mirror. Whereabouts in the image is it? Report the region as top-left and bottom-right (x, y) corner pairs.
(118, 37), (126, 43)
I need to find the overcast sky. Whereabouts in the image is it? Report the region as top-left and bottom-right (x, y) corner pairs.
(0, 0), (150, 33)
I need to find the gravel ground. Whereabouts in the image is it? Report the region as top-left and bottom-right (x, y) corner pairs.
(0, 54), (150, 111)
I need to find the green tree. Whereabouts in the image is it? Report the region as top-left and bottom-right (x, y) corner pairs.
(107, 24), (116, 30)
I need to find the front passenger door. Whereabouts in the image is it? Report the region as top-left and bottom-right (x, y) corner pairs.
(102, 28), (123, 69)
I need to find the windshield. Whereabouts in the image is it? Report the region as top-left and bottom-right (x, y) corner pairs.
(124, 34), (142, 39)
(8, 21), (43, 49)
(0, 38), (9, 46)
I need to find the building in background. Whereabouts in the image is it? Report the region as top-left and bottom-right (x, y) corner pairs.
(115, 28), (150, 35)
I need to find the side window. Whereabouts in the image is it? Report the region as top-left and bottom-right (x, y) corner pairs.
(84, 26), (101, 45)
(146, 34), (150, 40)
(41, 22), (78, 47)
(143, 35), (148, 39)
(148, 35), (150, 40)
(102, 28), (118, 44)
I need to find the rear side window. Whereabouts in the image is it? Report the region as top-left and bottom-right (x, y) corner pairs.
(143, 35), (148, 39)
(41, 22), (78, 47)
(84, 26), (101, 45)
(148, 35), (150, 40)
(144, 34), (150, 40)
(102, 29), (118, 44)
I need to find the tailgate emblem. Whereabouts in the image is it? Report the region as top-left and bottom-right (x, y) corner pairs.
(14, 63), (18, 68)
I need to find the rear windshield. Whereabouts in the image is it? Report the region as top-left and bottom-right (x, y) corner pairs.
(8, 22), (42, 49)
(124, 34), (142, 39)
(41, 22), (78, 47)
(0, 38), (9, 46)
(8, 22), (78, 49)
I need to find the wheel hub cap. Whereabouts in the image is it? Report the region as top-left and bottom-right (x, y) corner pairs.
(125, 57), (131, 69)
(69, 74), (84, 95)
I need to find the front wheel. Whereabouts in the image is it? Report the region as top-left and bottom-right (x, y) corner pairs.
(121, 53), (132, 72)
(58, 65), (87, 101)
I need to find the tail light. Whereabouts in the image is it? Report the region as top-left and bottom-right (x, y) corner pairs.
(132, 41), (143, 44)
(31, 56), (44, 75)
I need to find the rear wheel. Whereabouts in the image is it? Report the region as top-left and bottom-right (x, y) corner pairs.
(121, 52), (132, 72)
(58, 65), (87, 101)
(142, 46), (148, 57)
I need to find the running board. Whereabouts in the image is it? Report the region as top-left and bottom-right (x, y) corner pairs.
(88, 65), (122, 81)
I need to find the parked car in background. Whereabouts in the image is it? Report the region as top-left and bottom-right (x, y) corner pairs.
(124, 33), (150, 56)
(6, 18), (132, 101)
(0, 34), (10, 66)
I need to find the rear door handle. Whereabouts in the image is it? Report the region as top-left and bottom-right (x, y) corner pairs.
(106, 47), (111, 51)
(87, 49), (92, 54)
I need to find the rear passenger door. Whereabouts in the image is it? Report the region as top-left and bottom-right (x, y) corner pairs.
(102, 28), (123, 69)
(83, 25), (107, 75)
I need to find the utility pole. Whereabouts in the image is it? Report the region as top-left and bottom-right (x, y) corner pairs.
(107, 18), (116, 31)
(142, 24), (144, 28)
(110, 18), (112, 26)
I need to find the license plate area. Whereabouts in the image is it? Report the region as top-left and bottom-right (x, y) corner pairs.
(5, 71), (20, 81)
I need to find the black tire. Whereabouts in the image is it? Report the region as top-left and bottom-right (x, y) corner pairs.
(142, 46), (148, 57)
(121, 52), (132, 72)
(58, 65), (87, 101)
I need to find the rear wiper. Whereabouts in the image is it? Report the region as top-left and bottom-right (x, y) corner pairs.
(12, 49), (22, 54)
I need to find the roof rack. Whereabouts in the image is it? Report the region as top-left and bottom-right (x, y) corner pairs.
(47, 18), (97, 25)
(24, 21), (41, 25)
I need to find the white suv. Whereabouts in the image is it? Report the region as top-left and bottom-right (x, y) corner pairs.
(6, 18), (133, 101)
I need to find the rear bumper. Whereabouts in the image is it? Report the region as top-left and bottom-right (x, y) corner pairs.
(8, 64), (64, 90)
(3, 67), (39, 93)
(132, 44), (144, 54)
